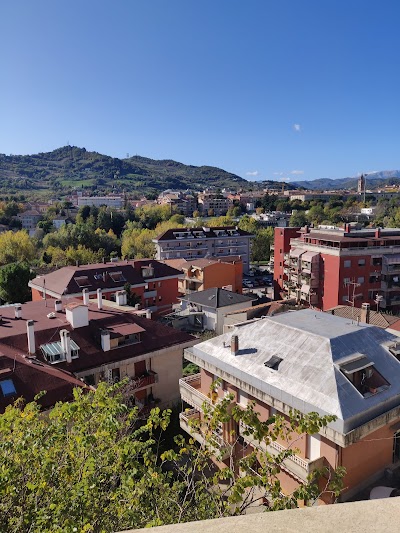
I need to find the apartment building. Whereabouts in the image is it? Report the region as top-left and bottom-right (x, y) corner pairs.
(0, 299), (196, 411)
(197, 192), (230, 216)
(77, 196), (124, 209)
(29, 259), (181, 317)
(179, 310), (400, 501)
(274, 225), (400, 312)
(165, 256), (243, 295)
(17, 209), (42, 231)
(153, 226), (254, 273)
(158, 191), (197, 216)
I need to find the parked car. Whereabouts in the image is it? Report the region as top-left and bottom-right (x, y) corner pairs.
(243, 280), (254, 288)
(370, 486), (400, 499)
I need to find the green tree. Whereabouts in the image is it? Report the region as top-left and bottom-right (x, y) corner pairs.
(0, 262), (34, 303)
(0, 230), (36, 265)
(289, 211), (308, 227)
(0, 384), (345, 531)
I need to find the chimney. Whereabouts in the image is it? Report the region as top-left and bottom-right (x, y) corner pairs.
(82, 288), (89, 306)
(55, 299), (62, 312)
(101, 330), (111, 352)
(14, 304), (22, 320)
(145, 309), (152, 319)
(361, 303), (371, 324)
(344, 223), (351, 233)
(27, 319), (35, 354)
(97, 288), (103, 310)
(60, 329), (72, 363)
(231, 334), (239, 355)
(375, 227), (381, 239)
(115, 290), (127, 306)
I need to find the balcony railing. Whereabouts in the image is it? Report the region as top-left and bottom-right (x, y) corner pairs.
(179, 411), (230, 460)
(130, 371), (158, 391)
(238, 421), (324, 483)
(179, 374), (212, 410)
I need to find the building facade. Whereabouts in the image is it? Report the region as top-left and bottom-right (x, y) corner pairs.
(274, 225), (400, 312)
(29, 259), (182, 317)
(153, 226), (254, 274)
(179, 310), (400, 502)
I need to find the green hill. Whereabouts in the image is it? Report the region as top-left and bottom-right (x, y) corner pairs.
(0, 146), (248, 197)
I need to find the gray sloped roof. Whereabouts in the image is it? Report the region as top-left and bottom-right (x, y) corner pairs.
(180, 288), (255, 309)
(190, 309), (400, 435)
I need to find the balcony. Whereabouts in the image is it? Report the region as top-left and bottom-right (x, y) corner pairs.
(179, 410), (230, 460)
(130, 371), (158, 391)
(239, 422), (324, 483)
(179, 374), (211, 410)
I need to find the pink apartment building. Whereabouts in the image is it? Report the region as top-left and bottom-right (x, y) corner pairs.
(179, 309), (400, 502)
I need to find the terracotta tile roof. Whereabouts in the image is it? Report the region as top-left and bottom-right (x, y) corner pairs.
(0, 351), (88, 413)
(29, 259), (181, 297)
(326, 305), (400, 329)
(0, 301), (196, 375)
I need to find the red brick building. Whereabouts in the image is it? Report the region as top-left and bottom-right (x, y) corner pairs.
(29, 259), (181, 317)
(274, 225), (400, 312)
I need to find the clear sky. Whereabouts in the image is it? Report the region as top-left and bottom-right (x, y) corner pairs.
(1, 0), (400, 183)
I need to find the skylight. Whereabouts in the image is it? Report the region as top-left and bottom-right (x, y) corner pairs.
(0, 378), (16, 397)
(264, 356), (283, 370)
(74, 276), (91, 288)
(109, 271), (126, 283)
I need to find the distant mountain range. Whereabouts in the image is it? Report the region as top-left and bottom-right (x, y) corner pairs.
(291, 170), (400, 191)
(0, 146), (398, 197)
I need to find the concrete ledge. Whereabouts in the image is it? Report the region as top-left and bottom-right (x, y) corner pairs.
(124, 498), (400, 533)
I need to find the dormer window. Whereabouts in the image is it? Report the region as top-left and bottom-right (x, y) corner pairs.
(40, 340), (80, 364)
(338, 354), (389, 397)
(109, 271), (126, 283)
(74, 276), (91, 288)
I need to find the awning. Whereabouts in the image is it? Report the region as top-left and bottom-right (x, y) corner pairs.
(301, 251), (319, 262)
(289, 248), (304, 258)
(339, 355), (374, 374)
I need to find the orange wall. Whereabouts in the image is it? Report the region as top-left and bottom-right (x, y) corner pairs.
(341, 424), (395, 494)
(202, 261), (243, 294)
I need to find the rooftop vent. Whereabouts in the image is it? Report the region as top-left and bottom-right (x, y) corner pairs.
(264, 355), (283, 370)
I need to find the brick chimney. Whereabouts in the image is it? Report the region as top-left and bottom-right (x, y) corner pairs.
(231, 334), (239, 355)
(361, 303), (371, 324)
(375, 227), (381, 239)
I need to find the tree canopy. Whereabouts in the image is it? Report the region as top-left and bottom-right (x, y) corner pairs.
(0, 382), (345, 532)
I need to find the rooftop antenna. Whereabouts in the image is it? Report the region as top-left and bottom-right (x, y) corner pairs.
(374, 293), (383, 313)
(344, 279), (362, 323)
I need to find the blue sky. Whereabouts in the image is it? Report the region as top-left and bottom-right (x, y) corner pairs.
(1, 1), (400, 183)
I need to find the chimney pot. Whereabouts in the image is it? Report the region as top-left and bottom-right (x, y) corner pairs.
(55, 299), (62, 312)
(97, 288), (103, 310)
(14, 304), (22, 320)
(231, 334), (239, 355)
(361, 302), (371, 324)
(27, 319), (35, 355)
(82, 288), (89, 306)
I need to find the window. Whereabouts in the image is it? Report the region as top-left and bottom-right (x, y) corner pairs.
(109, 271), (126, 283)
(158, 296), (162, 301)
(369, 274), (381, 284)
(74, 276), (91, 288)
(357, 277), (365, 284)
(339, 355), (389, 397)
(158, 282), (161, 288)
(372, 257), (382, 266)
(342, 295), (349, 302)
(358, 259), (366, 267)
(344, 260), (351, 268)
(0, 379), (16, 397)
(343, 277), (350, 284)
